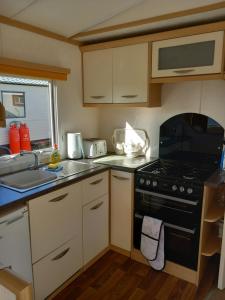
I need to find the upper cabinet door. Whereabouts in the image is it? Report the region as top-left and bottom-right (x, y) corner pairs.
(83, 49), (113, 103)
(113, 43), (148, 103)
(152, 31), (224, 78)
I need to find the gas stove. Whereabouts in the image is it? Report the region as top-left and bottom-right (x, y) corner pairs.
(136, 159), (216, 201)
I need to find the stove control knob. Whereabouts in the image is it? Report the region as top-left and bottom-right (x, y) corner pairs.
(179, 186), (185, 193)
(146, 179), (151, 186)
(172, 185), (178, 191)
(187, 188), (193, 194)
(139, 178), (145, 185)
(152, 180), (158, 187)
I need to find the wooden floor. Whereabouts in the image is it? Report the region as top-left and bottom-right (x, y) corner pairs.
(52, 250), (218, 300)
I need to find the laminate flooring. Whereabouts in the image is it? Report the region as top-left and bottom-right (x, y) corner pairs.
(52, 250), (218, 300)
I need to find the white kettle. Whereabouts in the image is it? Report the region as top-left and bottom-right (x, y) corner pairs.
(67, 133), (84, 159)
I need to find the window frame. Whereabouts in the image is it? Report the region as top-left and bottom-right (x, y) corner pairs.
(0, 75), (58, 156)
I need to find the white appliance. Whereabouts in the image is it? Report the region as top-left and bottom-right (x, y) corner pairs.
(83, 139), (107, 158)
(111, 128), (149, 157)
(67, 132), (84, 159)
(0, 206), (33, 283)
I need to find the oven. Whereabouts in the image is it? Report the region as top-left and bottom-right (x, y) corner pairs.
(133, 188), (201, 270)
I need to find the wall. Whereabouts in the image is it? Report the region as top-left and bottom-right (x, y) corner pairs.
(98, 80), (225, 157)
(0, 24), (99, 156)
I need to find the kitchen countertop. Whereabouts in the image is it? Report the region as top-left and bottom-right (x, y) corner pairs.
(0, 155), (156, 210)
(92, 155), (158, 172)
(0, 163), (109, 211)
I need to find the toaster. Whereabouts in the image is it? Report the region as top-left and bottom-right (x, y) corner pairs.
(83, 138), (107, 158)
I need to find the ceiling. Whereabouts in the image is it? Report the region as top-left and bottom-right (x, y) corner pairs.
(0, 0), (145, 36)
(0, 0), (225, 43)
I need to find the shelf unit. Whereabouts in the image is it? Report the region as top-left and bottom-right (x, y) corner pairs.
(197, 184), (225, 285)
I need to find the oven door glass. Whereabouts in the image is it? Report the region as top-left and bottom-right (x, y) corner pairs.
(135, 190), (200, 229)
(133, 213), (199, 270)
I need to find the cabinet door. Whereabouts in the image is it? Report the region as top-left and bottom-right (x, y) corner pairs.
(152, 31), (224, 78)
(83, 49), (113, 103)
(111, 170), (133, 251)
(33, 236), (82, 300)
(29, 183), (82, 263)
(113, 43), (148, 103)
(83, 194), (109, 265)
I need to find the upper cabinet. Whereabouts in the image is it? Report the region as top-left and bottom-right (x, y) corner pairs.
(113, 44), (148, 103)
(152, 31), (224, 78)
(83, 43), (161, 107)
(83, 49), (113, 103)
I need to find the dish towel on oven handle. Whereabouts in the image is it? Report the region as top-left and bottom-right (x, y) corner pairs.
(140, 216), (165, 271)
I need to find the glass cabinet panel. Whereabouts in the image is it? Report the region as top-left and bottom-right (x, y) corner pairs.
(152, 31), (224, 78)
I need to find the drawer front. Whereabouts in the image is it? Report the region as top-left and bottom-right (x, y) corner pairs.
(82, 171), (108, 205)
(29, 182), (82, 263)
(83, 194), (109, 265)
(33, 236), (82, 300)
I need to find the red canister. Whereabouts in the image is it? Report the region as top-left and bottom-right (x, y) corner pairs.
(19, 123), (31, 151)
(9, 124), (20, 154)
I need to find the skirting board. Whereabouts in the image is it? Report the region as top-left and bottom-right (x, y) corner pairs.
(131, 249), (198, 285)
(109, 244), (131, 257)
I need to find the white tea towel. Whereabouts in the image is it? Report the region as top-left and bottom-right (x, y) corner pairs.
(140, 216), (165, 271)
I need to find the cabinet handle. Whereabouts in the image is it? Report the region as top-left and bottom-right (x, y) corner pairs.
(90, 178), (103, 185)
(112, 175), (129, 181)
(49, 193), (68, 203)
(173, 69), (195, 74)
(121, 95), (138, 98)
(52, 247), (70, 261)
(90, 96), (105, 99)
(91, 201), (103, 210)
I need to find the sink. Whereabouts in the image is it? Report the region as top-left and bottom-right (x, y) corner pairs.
(0, 169), (57, 191)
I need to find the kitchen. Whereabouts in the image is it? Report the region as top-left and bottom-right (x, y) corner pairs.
(1, 0), (225, 299)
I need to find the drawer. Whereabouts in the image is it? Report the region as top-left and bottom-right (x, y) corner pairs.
(83, 194), (109, 265)
(33, 236), (82, 300)
(29, 182), (82, 263)
(82, 171), (108, 205)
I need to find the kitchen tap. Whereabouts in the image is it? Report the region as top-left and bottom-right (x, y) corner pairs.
(13, 151), (39, 169)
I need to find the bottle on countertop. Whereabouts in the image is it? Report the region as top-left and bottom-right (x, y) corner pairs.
(50, 144), (61, 163)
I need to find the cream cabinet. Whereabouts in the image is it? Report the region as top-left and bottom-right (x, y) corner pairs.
(28, 183), (82, 263)
(82, 171), (109, 206)
(152, 31), (224, 78)
(33, 236), (82, 300)
(83, 194), (109, 265)
(29, 170), (109, 299)
(83, 49), (113, 103)
(110, 170), (133, 252)
(113, 43), (148, 103)
(83, 43), (160, 106)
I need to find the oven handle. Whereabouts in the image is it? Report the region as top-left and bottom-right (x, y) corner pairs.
(149, 202), (193, 214)
(135, 213), (196, 235)
(135, 188), (198, 206)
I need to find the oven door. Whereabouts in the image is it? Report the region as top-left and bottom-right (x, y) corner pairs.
(133, 213), (199, 270)
(135, 188), (200, 229)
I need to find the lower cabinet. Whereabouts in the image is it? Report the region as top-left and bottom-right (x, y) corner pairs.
(110, 170), (134, 252)
(29, 170), (109, 300)
(83, 194), (109, 265)
(33, 236), (82, 300)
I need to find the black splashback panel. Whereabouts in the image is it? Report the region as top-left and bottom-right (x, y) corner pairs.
(159, 113), (224, 167)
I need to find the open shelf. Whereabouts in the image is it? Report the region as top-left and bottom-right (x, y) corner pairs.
(204, 205), (224, 223)
(202, 235), (221, 257)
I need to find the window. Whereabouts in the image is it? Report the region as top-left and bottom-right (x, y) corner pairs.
(0, 76), (56, 153)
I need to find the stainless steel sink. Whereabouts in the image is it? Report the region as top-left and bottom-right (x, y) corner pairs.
(0, 169), (57, 191)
